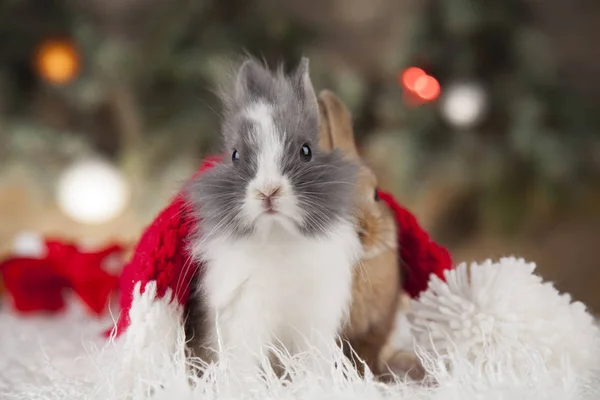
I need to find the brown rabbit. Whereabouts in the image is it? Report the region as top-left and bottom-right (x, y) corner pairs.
(318, 90), (420, 380)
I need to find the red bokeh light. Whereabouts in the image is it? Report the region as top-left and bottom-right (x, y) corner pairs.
(414, 75), (440, 101)
(399, 66), (441, 103)
(400, 67), (426, 91)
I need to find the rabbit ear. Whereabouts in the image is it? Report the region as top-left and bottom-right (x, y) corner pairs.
(317, 90), (359, 157)
(292, 57), (319, 117)
(234, 58), (272, 104)
(318, 94), (334, 152)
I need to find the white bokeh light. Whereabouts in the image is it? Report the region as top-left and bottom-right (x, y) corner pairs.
(441, 82), (487, 129)
(56, 158), (130, 224)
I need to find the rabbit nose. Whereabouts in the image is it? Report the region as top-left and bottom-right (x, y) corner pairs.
(258, 186), (281, 199)
(258, 186), (281, 209)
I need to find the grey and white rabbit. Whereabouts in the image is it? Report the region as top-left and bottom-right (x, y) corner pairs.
(184, 57), (361, 376)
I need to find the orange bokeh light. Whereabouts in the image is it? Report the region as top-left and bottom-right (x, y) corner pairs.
(414, 75), (440, 101)
(400, 67), (426, 91)
(34, 39), (80, 85)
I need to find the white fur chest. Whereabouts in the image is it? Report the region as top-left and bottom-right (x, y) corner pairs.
(195, 220), (360, 364)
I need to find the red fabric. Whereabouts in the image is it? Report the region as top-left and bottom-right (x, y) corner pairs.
(110, 155), (453, 337)
(109, 155), (222, 337)
(377, 191), (453, 298)
(0, 240), (123, 315)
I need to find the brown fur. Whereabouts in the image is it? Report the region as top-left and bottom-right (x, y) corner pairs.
(318, 90), (420, 379)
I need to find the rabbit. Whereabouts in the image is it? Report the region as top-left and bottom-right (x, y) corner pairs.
(183, 57), (362, 377)
(317, 90), (422, 381)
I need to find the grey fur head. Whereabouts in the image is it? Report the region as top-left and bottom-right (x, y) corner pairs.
(186, 56), (358, 242)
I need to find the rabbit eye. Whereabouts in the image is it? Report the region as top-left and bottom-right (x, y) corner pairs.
(374, 189), (380, 202)
(232, 149), (240, 163)
(300, 143), (312, 162)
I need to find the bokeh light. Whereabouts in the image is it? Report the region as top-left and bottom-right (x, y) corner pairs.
(56, 159), (130, 224)
(34, 39), (80, 85)
(414, 75), (441, 101)
(401, 67), (426, 91)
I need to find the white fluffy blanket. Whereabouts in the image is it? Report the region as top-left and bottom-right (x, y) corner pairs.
(1, 258), (599, 399)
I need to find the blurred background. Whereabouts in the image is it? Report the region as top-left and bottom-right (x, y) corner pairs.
(0, 0), (599, 310)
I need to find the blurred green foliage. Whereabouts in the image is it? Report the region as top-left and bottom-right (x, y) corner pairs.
(0, 0), (598, 240)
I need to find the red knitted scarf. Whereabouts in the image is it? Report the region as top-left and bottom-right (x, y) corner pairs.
(111, 156), (452, 336)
